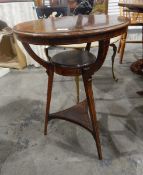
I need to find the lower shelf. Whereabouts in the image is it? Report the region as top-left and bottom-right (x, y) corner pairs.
(49, 100), (93, 133)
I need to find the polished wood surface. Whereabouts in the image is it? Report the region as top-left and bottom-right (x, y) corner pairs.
(52, 50), (96, 68)
(119, 0), (143, 12)
(14, 14), (129, 45)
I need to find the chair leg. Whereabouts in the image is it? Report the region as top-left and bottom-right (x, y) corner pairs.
(44, 47), (51, 61)
(118, 32), (127, 64)
(82, 74), (102, 160)
(110, 43), (118, 81)
(74, 76), (80, 103)
(117, 36), (121, 54)
(44, 68), (54, 135)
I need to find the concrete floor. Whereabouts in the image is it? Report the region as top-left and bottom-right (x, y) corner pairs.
(0, 44), (143, 175)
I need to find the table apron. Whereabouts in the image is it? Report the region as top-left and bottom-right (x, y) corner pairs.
(15, 27), (127, 45)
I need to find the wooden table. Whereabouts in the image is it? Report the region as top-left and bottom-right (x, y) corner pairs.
(119, 0), (143, 76)
(13, 14), (129, 158)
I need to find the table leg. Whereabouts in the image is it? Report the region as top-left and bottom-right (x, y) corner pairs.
(44, 68), (54, 135)
(82, 74), (102, 160)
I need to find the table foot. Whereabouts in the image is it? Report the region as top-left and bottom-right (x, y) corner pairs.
(130, 59), (143, 75)
(49, 100), (93, 133)
(137, 91), (143, 96)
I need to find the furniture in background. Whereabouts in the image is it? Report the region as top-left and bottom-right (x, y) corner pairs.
(14, 14), (129, 159)
(0, 20), (26, 69)
(0, 1), (43, 67)
(118, 0), (143, 64)
(118, 0), (143, 96)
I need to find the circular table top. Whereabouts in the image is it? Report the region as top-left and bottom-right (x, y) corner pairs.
(13, 14), (129, 45)
(118, 0), (143, 12)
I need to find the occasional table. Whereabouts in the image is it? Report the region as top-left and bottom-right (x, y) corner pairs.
(13, 14), (129, 158)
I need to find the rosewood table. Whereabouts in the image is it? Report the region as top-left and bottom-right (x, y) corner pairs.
(13, 14), (129, 158)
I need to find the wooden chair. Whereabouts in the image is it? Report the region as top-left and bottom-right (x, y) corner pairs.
(118, 0), (143, 63)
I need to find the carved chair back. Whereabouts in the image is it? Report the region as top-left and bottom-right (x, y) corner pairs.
(119, 0), (143, 25)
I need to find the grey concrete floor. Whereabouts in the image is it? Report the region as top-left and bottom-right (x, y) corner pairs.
(0, 44), (143, 175)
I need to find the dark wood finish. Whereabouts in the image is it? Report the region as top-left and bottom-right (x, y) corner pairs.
(13, 15), (129, 159)
(49, 100), (92, 132)
(14, 15), (129, 45)
(82, 74), (102, 159)
(44, 67), (54, 135)
(118, 0), (143, 12)
(45, 40), (110, 160)
(51, 50), (96, 68)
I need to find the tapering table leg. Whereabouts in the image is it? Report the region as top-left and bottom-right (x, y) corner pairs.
(82, 74), (102, 160)
(44, 68), (54, 135)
